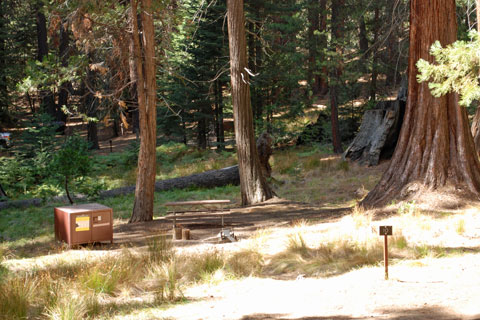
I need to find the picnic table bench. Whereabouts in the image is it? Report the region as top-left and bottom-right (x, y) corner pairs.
(165, 200), (235, 241)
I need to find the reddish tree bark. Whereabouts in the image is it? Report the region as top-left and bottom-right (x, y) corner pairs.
(227, 0), (273, 205)
(362, 0), (480, 207)
(129, 0), (157, 222)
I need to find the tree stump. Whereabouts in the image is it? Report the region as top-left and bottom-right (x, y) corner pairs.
(344, 79), (407, 166)
(256, 132), (273, 178)
(182, 229), (191, 240)
(343, 100), (405, 166)
(173, 227), (182, 240)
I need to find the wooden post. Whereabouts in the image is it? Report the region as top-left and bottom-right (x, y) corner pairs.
(182, 229), (190, 240)
(173, 226), (182, 240)
(379, 226), (392, 280)
(383, 233), (388, 280)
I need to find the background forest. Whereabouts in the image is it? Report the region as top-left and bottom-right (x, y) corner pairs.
(4, 1), (480, 319)
(0, 0), (478, 201)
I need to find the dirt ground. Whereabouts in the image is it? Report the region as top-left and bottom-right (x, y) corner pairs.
(110, 198), (480, 320)
(116, 198), (480, 320)
(5, 197), (480, 320)
(113, 198), (347, 246)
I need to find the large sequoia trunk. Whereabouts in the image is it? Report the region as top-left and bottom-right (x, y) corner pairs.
(227, 0), (273, 205)
(129, 0), (157, 223)
(361, 0), (480, 207)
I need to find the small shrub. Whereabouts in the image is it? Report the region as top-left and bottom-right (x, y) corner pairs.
(53, 134), (92, 204)
(398, 201), (418, 216)
(392, 235), (408, 250)
(122, 141), (140, 167)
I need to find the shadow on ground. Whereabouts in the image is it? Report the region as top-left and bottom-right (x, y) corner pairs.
(6, 199), (348, 258)
(240, 306), (479, 320)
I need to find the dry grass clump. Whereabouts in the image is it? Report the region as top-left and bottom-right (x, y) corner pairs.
(0, 276), (37, 319)
(150, 259), (182, 304)
(180, 250), (225, 283)
(226, 249), (264, 277)
(43, 289), (89, 320)
(147, 236), (174, 265)
(265, 230), (384, 278)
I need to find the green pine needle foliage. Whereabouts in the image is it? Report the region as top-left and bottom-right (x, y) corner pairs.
(417, 31), (480, 106)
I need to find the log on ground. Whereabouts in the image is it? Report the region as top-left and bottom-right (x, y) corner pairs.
(99, 165), (240, 198)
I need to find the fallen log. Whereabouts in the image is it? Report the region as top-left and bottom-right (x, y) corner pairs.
(99, 165), (240, 199)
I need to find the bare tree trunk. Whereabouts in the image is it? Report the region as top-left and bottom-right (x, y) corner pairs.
(65, 176), (73, 205)
(130, 0), (157, 223)
(197, 114), (207, 149)
(362, 0), (480, 208)
(329, 0), (344, 154)
(0, 0), (8, 114)
(128, 18), (140, 136)
(227, 0), (273, 205)
(318, 0), (329, 96)
(214, 78), (225, 150)
(307, 0), (320, 95)
(57, 22), (70, 125)
(254, 3), (265, 121)
(385, 0), (402, 86)
(370, 6), (380, 102)
(358, 16), (368, 56)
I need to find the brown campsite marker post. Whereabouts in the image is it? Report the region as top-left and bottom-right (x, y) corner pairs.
(379, 226), (392, 280)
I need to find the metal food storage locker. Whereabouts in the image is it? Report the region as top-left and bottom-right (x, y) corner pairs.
(54, 203), (113, 246)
